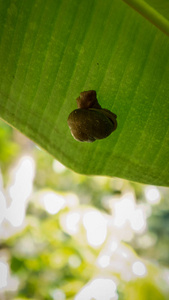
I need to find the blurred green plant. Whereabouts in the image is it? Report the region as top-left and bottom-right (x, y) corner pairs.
(0, 121), (169, 300)
(0, 121), (19, 166)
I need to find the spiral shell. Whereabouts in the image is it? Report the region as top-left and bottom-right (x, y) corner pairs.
(67, 90), (117, 142)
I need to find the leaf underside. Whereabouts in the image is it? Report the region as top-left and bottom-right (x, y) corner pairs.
(123, 0), (169, 36)
(0, 0), (169, 186)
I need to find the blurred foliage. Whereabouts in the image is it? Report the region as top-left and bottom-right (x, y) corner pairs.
(0, 121), (19, 168)
(0, 119), (169, 300)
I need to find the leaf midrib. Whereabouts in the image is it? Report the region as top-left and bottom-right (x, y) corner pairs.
(123, 0), (169, 36)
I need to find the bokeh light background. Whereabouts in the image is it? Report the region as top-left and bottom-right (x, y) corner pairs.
(0, 119), (169, 300)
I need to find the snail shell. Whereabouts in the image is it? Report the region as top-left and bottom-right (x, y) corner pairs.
(67, 90), (117, 142)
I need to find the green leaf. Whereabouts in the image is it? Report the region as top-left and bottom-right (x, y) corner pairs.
(0, 0), (169, 186)
(123, 0), (169, 36)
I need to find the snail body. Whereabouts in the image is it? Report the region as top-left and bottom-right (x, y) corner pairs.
(67, 90), (117, 142)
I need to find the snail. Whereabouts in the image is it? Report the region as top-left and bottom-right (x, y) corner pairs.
(67, 90), (117, 142)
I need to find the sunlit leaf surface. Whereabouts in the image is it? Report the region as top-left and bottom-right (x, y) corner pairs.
(123, 0), (169, 36)
(0, 0), (169, 186)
